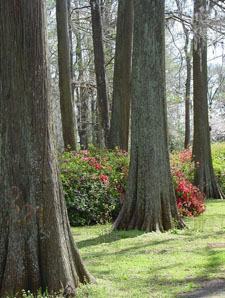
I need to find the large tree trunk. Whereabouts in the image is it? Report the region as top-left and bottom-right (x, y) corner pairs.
(192, 0), (224, 199)
(90, 0), (109, 147)
(109, 0), (133, 151)
(0, 1), (95, 296)
(112, 0), (184, 232)
(56, 0), (78, 150)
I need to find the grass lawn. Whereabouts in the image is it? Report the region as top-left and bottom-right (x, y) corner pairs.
(72, 200), (225, 298)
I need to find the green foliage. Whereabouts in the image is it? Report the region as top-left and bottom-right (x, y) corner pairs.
(60, 146), (128, 226)
(211, 142), (225, 194)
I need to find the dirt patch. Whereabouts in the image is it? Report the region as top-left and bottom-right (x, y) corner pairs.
(177, 278), (225, 297)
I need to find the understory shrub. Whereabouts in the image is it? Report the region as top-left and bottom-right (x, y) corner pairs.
(60, 145), (210, 226)
(211, 142), (225, 194)
(171, 143), (225, 195)
(172, 171), (206, 217)
(60, 146), (128, 226)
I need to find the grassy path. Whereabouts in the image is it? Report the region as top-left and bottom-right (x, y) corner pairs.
(72, 200), (225, 298)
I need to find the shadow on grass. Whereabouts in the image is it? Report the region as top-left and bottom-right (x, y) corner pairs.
(76, 230), (145, 248)
(77, 229), (176, 249)
(176, 246), (225, 297)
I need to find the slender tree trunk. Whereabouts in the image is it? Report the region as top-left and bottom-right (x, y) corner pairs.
(90, 0), (109, 147)
(175, 0), (192, 149)
(68, 0), (74, 100)
(112, 0), (184, 232)
(192, 0), (224, 199)
(0, 1), (95, 296)
(91, 92), (97, 145)
(56, 0), (78, 150)
(184, 52), (191, 149)
(74, 7), (89, 150)
(109, 0), (133, 151)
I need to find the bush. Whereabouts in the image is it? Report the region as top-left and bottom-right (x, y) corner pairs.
(60, 146), (209, 226)
(60, 146), (128, 226)
(211, 142), (225, 194)
(171, 143), (225, 195)
(173, 171), (206, 217)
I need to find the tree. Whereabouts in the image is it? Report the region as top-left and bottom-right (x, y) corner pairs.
(56, 0), (78, 150)
(192, 0), (224, 199)
(90, 0), (110, 147)
(109, 0), (133, 151)
(174, 0), (193, 149)
(112, 0), (184, 232)
(74, 4), (89, 150)
(0, 1), (95, 296)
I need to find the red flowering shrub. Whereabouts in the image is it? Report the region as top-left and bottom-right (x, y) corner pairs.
(173, 170), (206, 217)
(60, 146), (128, 226)
(60, 146), (207, 226)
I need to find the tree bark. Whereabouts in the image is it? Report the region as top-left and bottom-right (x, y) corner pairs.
(109, 0), (133, 151)
(90, 0), (109, 147)
(192, 0), (224, 199)
(56, 0), (78, 150)
(175, 0), (192, 149)
(184, 51), (192, 149)
(112, 0), (185, 232)
(0, 1), (95, 296)
(74, 7), (89, 150)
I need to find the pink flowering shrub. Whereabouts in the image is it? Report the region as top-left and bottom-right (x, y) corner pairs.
(172, 171), (206, 217)
(60, 146), (207, 226)
(170, 148), (206, 217)
(60, 146), (128, 226)
(170, 148), (195, 182)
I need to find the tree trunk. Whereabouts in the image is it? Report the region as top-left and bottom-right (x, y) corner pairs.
(192, 0), (224, 199)
(112, 0), (184, 232)
(67, 0), (76, 114)
(184, 52), (191, 149)
(0, 1), (95, 296)
(175, 0), (192, 149)
(56, 0), (78, 150)
(109, 0), (133, 151)
(90, 0), (109, 147)
(74, 7), (89, 150)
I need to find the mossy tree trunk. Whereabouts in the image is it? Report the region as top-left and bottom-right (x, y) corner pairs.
(0, 1), (95, 296)
(56, 0), (78, 150)
(192, 0), (224, 199)
(90, 0), (109, 147)
(109, 0), (133, 152)
(112, 0), (184, 232)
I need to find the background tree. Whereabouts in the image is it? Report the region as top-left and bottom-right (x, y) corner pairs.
(192, 0), (224, 198)
(112, 0), (184, 232)
(0, 0), (95, 296)
(90, 0), (110, 147)
(109, 0), (133, 151)
(56, 0), (78, 150)
(174, 0), (193, 149)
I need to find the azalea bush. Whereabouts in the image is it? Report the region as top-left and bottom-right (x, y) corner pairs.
(60, 146), (128, 226)
(171, 143), (225, 196)
(60, 146), (209, 226)
(172, 171), (206, 217)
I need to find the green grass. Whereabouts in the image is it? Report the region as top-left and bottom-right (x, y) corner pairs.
(73, 200), (225, 298)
